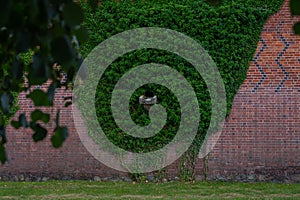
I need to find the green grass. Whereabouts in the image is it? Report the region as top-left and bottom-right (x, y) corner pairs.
(0, 181), (299, 199)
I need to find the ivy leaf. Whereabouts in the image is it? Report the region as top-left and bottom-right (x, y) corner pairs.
(51, 126), (68, 148)
(31, 123), (47, 142)
(62, 2), (84, 27)
(26, 89), (52, 106)
(31, 110), (50, 123)
(293, 22), (300, 35)
(290, 0), (300, 16)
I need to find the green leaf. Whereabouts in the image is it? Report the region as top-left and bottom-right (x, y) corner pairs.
(65, 101), (72, 107)
(31, 123), (47, 142)
(63, 95), (73, 107)
(26, 89), (52, 106)
(0, 93), (11, 114)
(293, 22), (300, 35)
(36, 0), (52, 24)
(290, 0), (300, 15)
(27, 54), (49, 86)
(0, 116), (4, 126)
(11, 114), (28, 129)
(51, 126), (68, 148)
(0, 0), (11, 25)
(12, 57), (24, 79)
(16, 31), (32, 53)
(74, 27), (89, 44)
(11, 120), (21, 129)
(0, 126), (7, 164)
(31, 110), (50, 123)
(51, 36), (75, 67)
(62, 2), (84, 27)
(55, 110), (60, 126)
(0, 125), (6, 144)
(0, 144), (7, 164)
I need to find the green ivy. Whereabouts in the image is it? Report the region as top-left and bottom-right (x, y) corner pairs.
(79, 0), (284, 153)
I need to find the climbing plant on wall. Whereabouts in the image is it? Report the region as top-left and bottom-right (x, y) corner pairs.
(79, 0), (284, 177)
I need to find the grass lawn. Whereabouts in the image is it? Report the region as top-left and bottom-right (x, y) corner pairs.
(0, 181), (299, 199)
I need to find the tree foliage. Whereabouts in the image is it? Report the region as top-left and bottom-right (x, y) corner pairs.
(0, 0), (90, 164)
(290, 0), (300, 35)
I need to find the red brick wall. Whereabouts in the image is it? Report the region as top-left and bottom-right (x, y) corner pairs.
(0, 0), (299, 182)
(199, 0), (300, 182)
